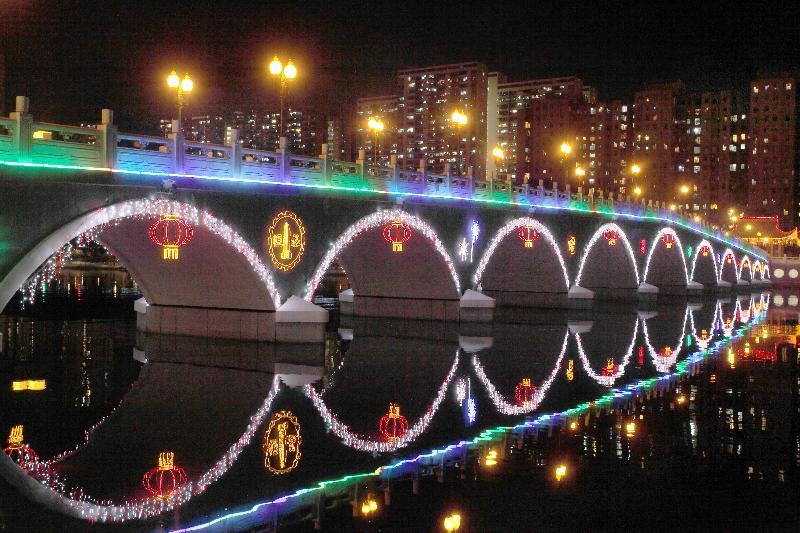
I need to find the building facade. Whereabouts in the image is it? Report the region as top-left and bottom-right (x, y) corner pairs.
(397, 62), (487, 176)
(747, 76), (796, 225)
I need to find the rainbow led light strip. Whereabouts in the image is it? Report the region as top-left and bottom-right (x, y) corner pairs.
(173, 297), (765, 533)
(0, 159), (766, 262)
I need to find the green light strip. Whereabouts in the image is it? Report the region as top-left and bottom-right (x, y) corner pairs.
(0, 159), (765, 261)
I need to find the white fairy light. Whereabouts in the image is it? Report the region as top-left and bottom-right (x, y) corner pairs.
(575, 318), (639, 387)
(574, 223), (640, 287)
(303, 351), (459, 453)
(641, 227), (689, 285)
(641, 306), (689, 373)
(471, 330), (568, 415)
(304, 209), (460, 300)
(472, 217), (570, 291)
(689, 239), (719, 283)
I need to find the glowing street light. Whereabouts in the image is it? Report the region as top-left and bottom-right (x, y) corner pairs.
(360, 496), (379, 517)
(633, 186), (642, 196)
(554, 464), (567, 482)
(575, 167), (586, 177)
(491, 146), (504, 181)
(630, 164), (641, 175)
(268, 56), (298, 142)
(560, 142), (572, 155)
(367, 117), (385, 164)
(680, 184), (691, 194)
(443, 513), (462, 532)
(451, 110), (468, 176)
(166, 70), (193, 123)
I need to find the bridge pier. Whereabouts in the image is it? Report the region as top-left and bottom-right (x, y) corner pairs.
(134, 296), (328, 343)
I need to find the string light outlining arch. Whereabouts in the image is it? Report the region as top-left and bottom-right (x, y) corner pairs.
(574, 223), (640, 288)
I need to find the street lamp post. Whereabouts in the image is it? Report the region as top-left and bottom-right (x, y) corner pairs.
(268, 56), (297, 147)
(167, 70), (193, 124)
(451, 110), (468, 176)
(491, 146), (504, 182)
(559, 142), (572, 188)
(367, 117), (385, 165)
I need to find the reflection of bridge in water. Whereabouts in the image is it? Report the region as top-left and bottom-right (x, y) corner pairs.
(0, 294), (771, 526)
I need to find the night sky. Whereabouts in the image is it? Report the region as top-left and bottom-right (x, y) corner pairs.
(2, 0), (798, 130)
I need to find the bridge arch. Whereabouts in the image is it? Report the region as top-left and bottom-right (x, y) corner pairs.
(738, 255), (753, 282)
(719, 248), (739, 283)
(473, 217), (570, 298)
(641, 227), (689, 288)
(689, 239), (719, 285)
(0, 198), (280, 315)
(574, 222), (639, 291)
(304, 209), (460, 314)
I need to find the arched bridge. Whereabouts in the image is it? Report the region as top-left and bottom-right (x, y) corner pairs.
(0, 98), (770, 342)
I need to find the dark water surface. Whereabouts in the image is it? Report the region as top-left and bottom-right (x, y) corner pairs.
(1, 284), (798, 532)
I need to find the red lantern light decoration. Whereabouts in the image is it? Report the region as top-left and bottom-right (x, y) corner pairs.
(3, 425), (38, 469)
(602, 229), (619, 246)
(638, 346), (645, 365)
(382, 220), (412, 252)
(600, 358), (618, 376)
(661, 233), (676, 249)
(639, 239), (647, 255)
(700, 245), (710, 257)
(379, 403), (409, 442)
(142, 452), (188, 500)
(517, 225), (540, 248)
(514, 378), (537, 405)
(148, 214), (194, 260)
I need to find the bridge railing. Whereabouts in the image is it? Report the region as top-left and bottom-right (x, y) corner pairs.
(1, 95), (743, 247)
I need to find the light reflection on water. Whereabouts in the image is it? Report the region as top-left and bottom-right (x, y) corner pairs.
(0, 290), (797, 531)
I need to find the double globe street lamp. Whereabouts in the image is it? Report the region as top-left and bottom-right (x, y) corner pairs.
(166, 70), (193, 123)
(268, 56), (297, 144)
(451, 110), (468, 175)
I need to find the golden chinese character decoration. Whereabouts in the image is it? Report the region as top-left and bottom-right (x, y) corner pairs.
(263, 410), (302, 474)
(268, 211), (306, 271)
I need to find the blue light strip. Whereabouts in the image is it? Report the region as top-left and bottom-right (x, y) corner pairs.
(172, 315), (761, 533)
(0, 160), (766, 261)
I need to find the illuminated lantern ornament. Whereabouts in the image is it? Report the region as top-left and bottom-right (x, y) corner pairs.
(514, 378), (536, 405)
(142, 452), (187, 500)
(658, 346), (673, 365)
(638, 346), (645, 365)
(263, 411), (302, 474)
(726, 255), (733, 264)
(567, 234), (577, 255)
(378, 403), (409, 442)
(382, 220), (412, 252)
(602, 229), (619, 246)
(517, 225), (540, 248)
(701, 245), (710, 257)
(600, 358), (618, 376)
(3, 425), (38, 469)
(148, 214), (194, 260)
(661, 233), (676, 249)
(565, 359), (574, 381)
(268, 211), (307, 271)
(686, 246), (693, 258)
(639, 239), (647, 255)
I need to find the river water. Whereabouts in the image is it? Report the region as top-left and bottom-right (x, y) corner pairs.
(0, 272), (798, 531)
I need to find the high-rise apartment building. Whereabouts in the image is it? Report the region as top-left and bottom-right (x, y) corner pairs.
(581, 100), (633, 194)
(747, 75), (796, 225)
(632, 81), (689, 203)
(186, 114), (225, 145)
(487, 75), (584, 181)
(355, 95), (402, 164)
(695, 91), (748, 215)
(515, 84), (590, 187)
(397, 62), (487, 176)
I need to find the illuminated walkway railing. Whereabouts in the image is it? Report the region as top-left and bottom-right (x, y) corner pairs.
(2, 96), (715, 229)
